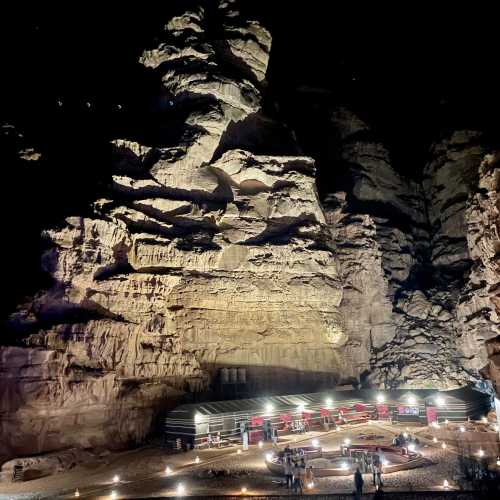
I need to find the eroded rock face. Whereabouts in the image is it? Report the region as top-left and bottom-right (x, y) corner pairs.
(458, 154), (500, 387)
(0, 1), (345, 458)
(322, 109), (491, 389)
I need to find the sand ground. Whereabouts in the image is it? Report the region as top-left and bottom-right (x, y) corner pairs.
(1, 422), (498, 499)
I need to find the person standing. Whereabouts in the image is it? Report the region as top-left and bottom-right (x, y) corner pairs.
(354, 467), (364, 498)
(371, 457), (377, 486)
(284, 457), (293, 489)
(305, 465), (314, 489)
(292, 461), (303, 494)
(375, 462), (384, 488)
(240, 421), (249, 451)
(272, 426), (278, 446)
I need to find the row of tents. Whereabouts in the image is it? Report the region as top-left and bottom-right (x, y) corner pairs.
(164, 386), (492, 448)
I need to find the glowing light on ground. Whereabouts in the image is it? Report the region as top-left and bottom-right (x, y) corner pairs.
(325, 397), (333, 406)
(443, 479), (449, 489)
(258, 441), (263, 448)
(459, 426), (465, 433)
(343, 438), (351, 446)
(265, 403), (274, 413)
(433, 437), (438, 443)
(265, 453), (273, 462)
(237, 449), (242, 454)
(165, 466), (172, 475)
(194, 456), (200, 464)
(112, 475), (120, 484)
(74, 490), (80, 498)
(441, 443), (447, 449)
(241, 486), (247, 494)
(307, 482), (315, 489)
(176, 483), (186, 496)
(478, 449), (485, 457)
(376, 394), (385, 403)
(110, 491), (118, 499)
(311, 438), (320, 448)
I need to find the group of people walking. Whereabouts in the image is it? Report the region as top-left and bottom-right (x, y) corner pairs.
(281, 446), (314, 494)
(353, 453), (384, 498)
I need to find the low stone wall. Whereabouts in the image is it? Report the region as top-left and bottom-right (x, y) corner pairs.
(0, 448), (100, 482)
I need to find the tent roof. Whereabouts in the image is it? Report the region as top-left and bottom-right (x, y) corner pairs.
(166, 385), (487, 421)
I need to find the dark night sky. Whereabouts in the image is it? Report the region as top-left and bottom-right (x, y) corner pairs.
(1, 1), (498, 327)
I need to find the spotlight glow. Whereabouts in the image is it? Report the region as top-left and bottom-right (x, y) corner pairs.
(343, 438), (351, 446)
(112, 475), (120, 484)
(441, 443), (447, 449)
(433, 437), (438, 443)
(110, 492), (118, 500)
(478, 449), (485, 457)
(408, 443), (416, 452)
(265, 403), (274, 413)
(176, 483), (186, 496)
(459, 426), (465, 433)
(237, 449), (242, 455)
(340, 461), (348, 470)
(74, 490), (80, 498)
(382, 459), (389, 466)
(325, 397), (333, 406)
(307, 482), (315, 489)
(311, 438), (320, 448)
(194, 413), (203, 424)
(258, 440), (263, 448)
(443, 479), (449, 489)
(265, 453), (273, 462)
(407, 395), (417, 405)
(165, 466), (172, 475)
(403, 432), (408, 438)
(482, 416), (488, 424)
(435, 396), (445, 407)
(194, 456), (200, 464)
(376, 393), (385, 403)
(444, 419), (449, 425)
(241, 486), (247, 494)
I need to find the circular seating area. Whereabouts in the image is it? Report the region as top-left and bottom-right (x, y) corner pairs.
(266, 444), (429, 477)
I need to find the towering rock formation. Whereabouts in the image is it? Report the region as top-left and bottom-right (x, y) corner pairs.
(322, 109), (469, 388)
(0, 1), (344, 458)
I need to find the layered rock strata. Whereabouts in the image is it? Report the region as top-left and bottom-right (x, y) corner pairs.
(0, 1), (345, 458)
